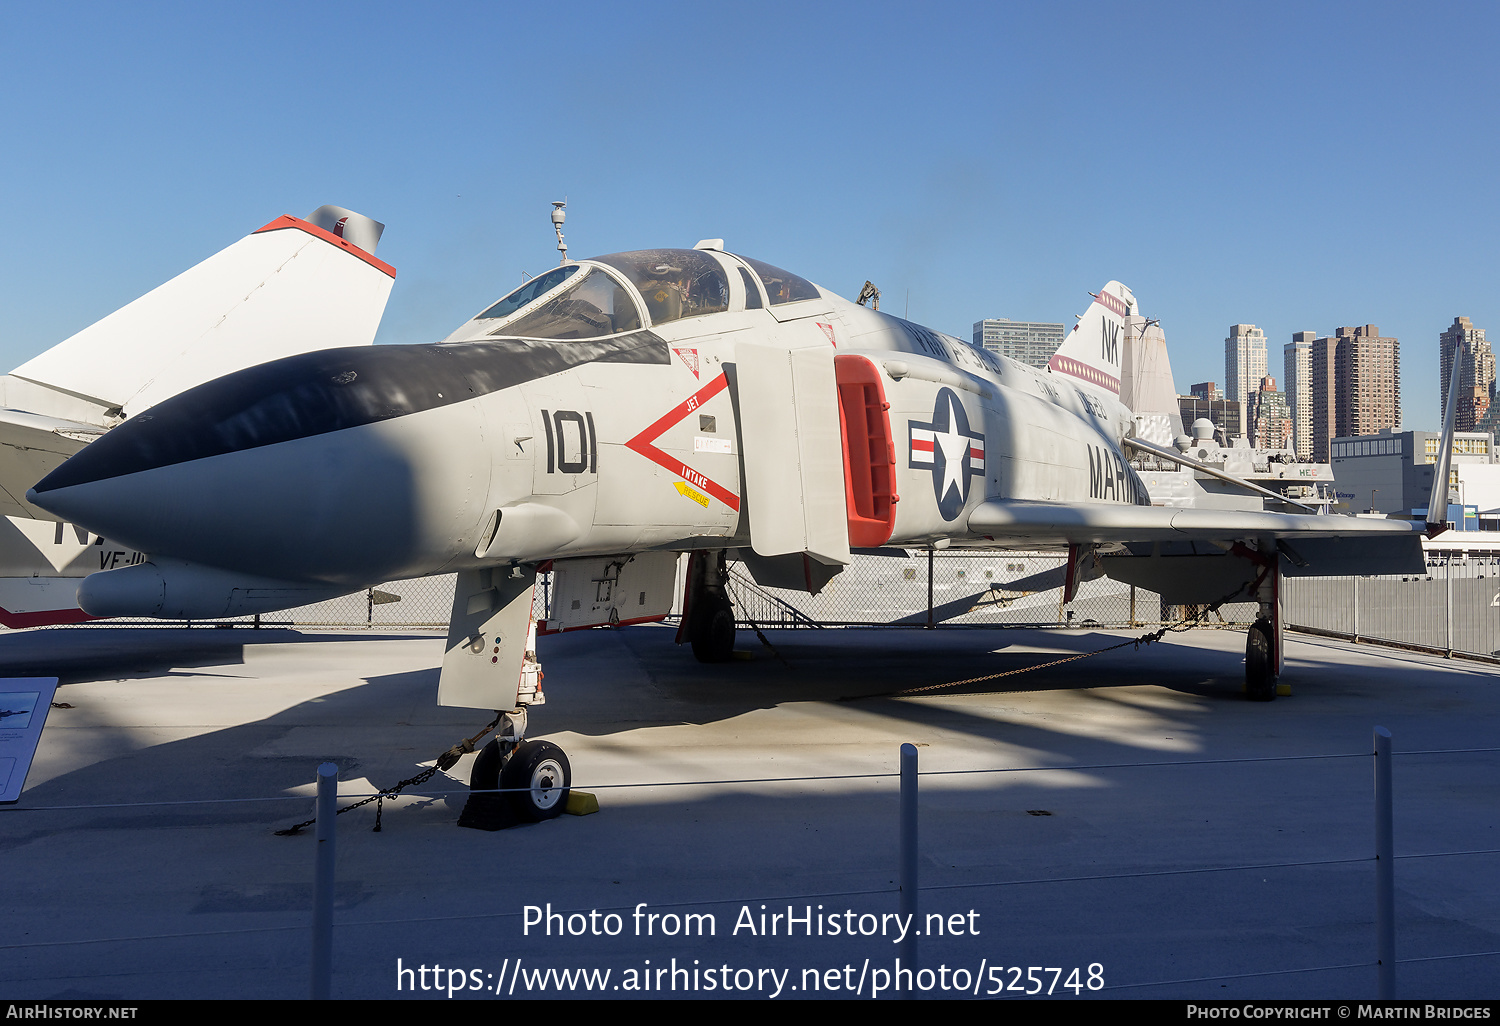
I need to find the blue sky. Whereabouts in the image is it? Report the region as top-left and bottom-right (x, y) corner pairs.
(3, 1), (1497, 430)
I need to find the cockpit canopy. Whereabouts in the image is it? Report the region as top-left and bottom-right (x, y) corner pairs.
(444, 248), (823, 342)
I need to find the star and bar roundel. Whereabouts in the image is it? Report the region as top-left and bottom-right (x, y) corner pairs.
(908, 387), (985, 521)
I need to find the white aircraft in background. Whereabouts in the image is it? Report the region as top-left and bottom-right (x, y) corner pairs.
(28, 220), (1439, 819)
(0, 205), (396, 626)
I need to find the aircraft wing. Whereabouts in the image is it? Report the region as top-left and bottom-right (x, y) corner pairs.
(967, 498), (1427, 577)
(0, 409), (103, 519)
(0, 205), (393, 523)
(968, 498), (1425, 545)
(8, 208), (395, 421)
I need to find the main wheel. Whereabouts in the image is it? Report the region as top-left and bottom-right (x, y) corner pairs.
(690, 596), (735, 663)
(500, 740), (571, 820)
(1246, 618), (1276, 702)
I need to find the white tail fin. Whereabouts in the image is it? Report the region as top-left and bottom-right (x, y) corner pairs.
(1427, 349), (1463, 533)
(6, 206), (395, 422)
(1047, 281), (1136, 397)
(1119, 315), (1184, 446)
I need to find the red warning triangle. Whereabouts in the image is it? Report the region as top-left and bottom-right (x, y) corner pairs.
(671, 347), (700, 379)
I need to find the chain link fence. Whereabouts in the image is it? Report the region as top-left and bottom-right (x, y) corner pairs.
(726, 550), (1257, 629)
(1282, 552), (1500, 660)
(27, 550), (1500, 662)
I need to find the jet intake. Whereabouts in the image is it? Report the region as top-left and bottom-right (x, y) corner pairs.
(475, 504), (582, 562)
(77, 559), (352, 619)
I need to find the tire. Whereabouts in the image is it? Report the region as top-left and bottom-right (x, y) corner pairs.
(690, 597), (736, 663)
(500, 740), (571, 821)
(1246, 618), (1276, 702)
(469, 737), (503, 792)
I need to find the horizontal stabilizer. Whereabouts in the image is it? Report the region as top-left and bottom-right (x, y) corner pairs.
(9, 207), (396, 422)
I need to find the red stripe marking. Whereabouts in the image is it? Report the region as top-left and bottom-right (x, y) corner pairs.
(1094, 291), (1129, 317)
(1047, 353), (1120, 394)
(253, 215), (397, 278)
(911, 439), (934, 452)
(625, 373), (741, 511)
(0, 606), (96, 629)
(534, 609), (663, 633)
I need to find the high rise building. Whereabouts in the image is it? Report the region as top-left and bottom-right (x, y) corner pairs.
(1310, 325), (1401, 462)
(1249, 375), (1292, 450)
(1284, 332), (1314, 460)
(1438, 317), (1494, 432)
(1189, 381), (1223, 401)
(1177, 395), (1245, 442)
(1225, 324), (1268, 407)
(971, 319), (1066, 369)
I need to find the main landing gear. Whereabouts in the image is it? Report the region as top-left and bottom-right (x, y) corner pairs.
(1244, 547), (1283, 702)
(679, 549), (735, 663)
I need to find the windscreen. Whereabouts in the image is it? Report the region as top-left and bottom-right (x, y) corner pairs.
(493, 269), (643, 339)
(475, 265), (580, 321)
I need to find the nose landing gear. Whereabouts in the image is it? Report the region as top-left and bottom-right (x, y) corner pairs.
(457, 609), (575, 830)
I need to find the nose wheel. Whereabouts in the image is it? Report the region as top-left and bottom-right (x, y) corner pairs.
(502, 740), (571, 820)
(459, 709), (573, 829)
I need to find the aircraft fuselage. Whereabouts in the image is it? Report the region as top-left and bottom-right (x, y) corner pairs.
(29, 256), (1146, 598)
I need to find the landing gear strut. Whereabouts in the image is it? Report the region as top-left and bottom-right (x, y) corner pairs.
(680, 550), (735, 663)
(459, 621), (573, 829)
(1244, 544), (1282, 702)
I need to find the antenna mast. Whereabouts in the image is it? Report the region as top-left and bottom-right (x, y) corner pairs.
(551, 201), (568, 265)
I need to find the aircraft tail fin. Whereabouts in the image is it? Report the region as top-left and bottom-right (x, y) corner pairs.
(1427, 350), (1463, 534)
(1119, 315), (1184, 446)
(5, 206), (396, 425)
(1047, 281), (1136, 397)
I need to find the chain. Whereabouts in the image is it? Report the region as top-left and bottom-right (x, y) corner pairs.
(275, 712), (503, 836)
(744, 615), (794, 669)
(849, 568), (1270, 701)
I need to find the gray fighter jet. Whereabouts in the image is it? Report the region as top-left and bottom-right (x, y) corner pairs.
(28, 235), (1438, 818)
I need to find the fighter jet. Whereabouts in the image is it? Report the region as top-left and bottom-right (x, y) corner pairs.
(0, 205), (396, 626)
(27, 235), (1435, 819)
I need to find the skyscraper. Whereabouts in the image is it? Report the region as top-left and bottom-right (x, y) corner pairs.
(1439, 317), (1494, 432)
(1249, 375), (1292, 450)
(1311, 325), (1401, 462)
(971, 319), (1066, 369)
(1284, 332), (1314, 460)
(1225, 324), (1268, 407)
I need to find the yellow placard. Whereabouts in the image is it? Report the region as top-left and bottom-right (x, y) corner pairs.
(674, 481), (710, 507)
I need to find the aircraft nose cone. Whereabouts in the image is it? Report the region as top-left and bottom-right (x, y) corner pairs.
(30, 343), (499, 583)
